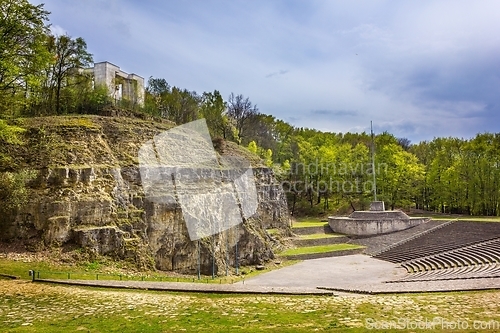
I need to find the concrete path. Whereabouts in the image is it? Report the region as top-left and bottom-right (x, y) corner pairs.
(240, 254), (405, 288)
(241, 254), (500, 294)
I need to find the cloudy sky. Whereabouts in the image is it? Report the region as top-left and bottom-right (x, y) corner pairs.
(33, 0), (500, 142)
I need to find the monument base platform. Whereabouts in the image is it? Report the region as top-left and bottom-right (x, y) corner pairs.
(328, 208), (429, 236)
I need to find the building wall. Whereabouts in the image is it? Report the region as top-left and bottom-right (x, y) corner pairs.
(90, 62), (145, 106)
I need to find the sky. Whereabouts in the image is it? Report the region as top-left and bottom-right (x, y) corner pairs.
(32, 0), (500, 142)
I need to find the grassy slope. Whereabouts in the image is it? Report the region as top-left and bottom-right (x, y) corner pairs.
(299, 233), (343, 240)
(0, 255), (301, 284)
(430, 216), (500, 222)
(292, 221), (329, 228)
(1, 114), (266, 171)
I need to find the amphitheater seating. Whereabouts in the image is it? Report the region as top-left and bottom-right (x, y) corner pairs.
(374, 221), (500, 263)
(373, 221), (500, 282)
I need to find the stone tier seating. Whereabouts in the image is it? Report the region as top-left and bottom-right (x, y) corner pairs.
(374, 221), (500, 263)
(373, 221), (500, 281)
(396, 238), (500, 281)
(354, 220), (446, 255)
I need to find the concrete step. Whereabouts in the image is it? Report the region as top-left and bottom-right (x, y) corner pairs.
(292, 224), (333, 235)
(293, 235), (349, 247)
(281, 248), (364, 261)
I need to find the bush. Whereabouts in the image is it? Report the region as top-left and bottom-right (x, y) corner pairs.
(0, 170), (36, 215)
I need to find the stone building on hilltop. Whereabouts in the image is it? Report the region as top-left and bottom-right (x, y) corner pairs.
(85, 61), (145, 107)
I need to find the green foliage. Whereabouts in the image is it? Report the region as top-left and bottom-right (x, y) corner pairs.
(0, 169), (35, 216)
(412, 134), (500, 215)
(0, 1), (98, 116)
(200, 90), (229, 138)
(85, 260), (102, 271)
(0, 0), (498, 219)
(247, 140), (258, 154)
(144, 77), (201, 124)
(376, 143), (424, 210)
(0, 0), (51, 117)
(282, 159), (291, 172)
(37, 34), (93, 115)
(83, 83), (112, 113)
(264, 148), (273, 167)
(0, 119), (25, 144)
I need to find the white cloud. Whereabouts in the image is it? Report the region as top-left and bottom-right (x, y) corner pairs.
(32, 0), (500, 142)
(49, 24), (67, 36)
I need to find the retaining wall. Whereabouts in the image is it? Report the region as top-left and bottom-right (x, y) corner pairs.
(328, 216), (429, 236)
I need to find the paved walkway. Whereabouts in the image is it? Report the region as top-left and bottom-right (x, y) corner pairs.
(242, 254), (500, 294)
(35, 254), (500, 295)
(240, 254), (405, 288)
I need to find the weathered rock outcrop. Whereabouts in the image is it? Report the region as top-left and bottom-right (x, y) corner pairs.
(0, 115), (290, 274)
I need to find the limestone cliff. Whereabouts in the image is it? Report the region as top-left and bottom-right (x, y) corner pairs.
(0, 114), (290, 274)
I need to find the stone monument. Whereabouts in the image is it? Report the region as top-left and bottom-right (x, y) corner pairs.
(328, 123), (429, 236)
(328, 201), (429, 236)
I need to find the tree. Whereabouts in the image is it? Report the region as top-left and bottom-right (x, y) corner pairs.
(397, 137), (412, 151)
(273, 119), (296, 164)
(144, 77), (201, 124)
(0, 0), (51, 116)
(425, 138), (462, 213)
(377, 143), (425, 210)
(264, 148), (273, 167)
(164, 87), (200, 124)
(200, 90), (228, 138)
(226, 93), (258, 143)
(145, 77), (170, 117)
(45, 34), (93, 114)
(409, 141), (434, 210)
(247, 141), (257, 154)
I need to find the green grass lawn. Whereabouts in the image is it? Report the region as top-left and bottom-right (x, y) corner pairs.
(2, 280), (499, 332)
(299, 233), (343, 240)
(456, 216), (500, 222)
(0, 258), (65, 280)
(279, 244), (364, 256)
(409, 212), (500, 222)
(266, 228), (279, 235)
(425, 216), (500, 222)
(291, 221), (328, 228)
(426, 216), (460, 221)
(294, 216), (324, 222)
(0, 257), (300, 285)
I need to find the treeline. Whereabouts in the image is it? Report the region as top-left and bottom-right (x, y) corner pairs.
(0, 0), (107, 116)
(411, 135), (500, 216)
(1, 0), (499, 216)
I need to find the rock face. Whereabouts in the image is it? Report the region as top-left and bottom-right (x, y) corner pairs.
(0, 115), (290, 274)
